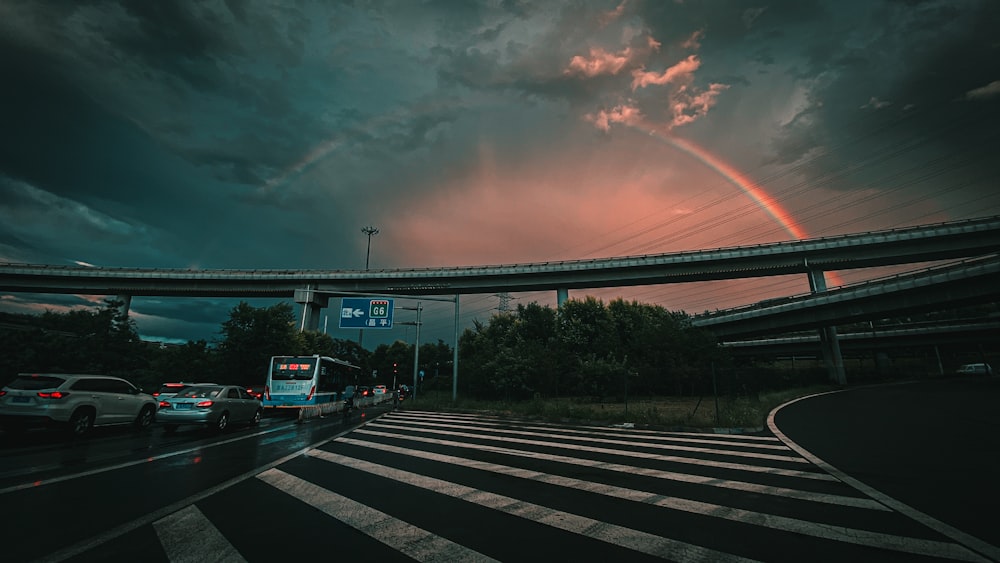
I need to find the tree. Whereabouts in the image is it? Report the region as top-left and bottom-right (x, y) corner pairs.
(216, 302), (298, 384)
(148, 340), (217, 385)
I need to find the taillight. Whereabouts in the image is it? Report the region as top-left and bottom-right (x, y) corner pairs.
(159, 400), (170, 408)
(38, 391), (70, 399)
(195, 400), (213, 408)
(306, 386), (315, 401)
(264, 385), (270, 400)
(0, 391), (6, 397)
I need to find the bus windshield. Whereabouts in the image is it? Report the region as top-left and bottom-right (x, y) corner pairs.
(269, 358), (317, 381)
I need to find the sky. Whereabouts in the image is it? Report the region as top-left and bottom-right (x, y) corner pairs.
(1, 0), (998, 349)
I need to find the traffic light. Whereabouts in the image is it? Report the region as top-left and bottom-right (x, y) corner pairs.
(393, 362), (398, 374)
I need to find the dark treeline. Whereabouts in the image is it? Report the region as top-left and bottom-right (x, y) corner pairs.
(0, 297), (733, 400)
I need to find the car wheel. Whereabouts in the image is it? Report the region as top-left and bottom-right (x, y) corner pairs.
(68, 408), (94, 437)
(214, 412), (229, 433)
(250, 409), (262, 426)
(164, 424), (177, 434)
(134, 405), (155, 429)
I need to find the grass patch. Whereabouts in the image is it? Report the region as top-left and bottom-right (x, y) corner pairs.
(399, 385), (839, 430)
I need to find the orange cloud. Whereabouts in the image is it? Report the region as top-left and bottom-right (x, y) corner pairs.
(585, 104), (644, 132)
(670, 83), (730, 127)
(565, 47), (635, 77)
(631, 54), (701, 90)
(598, 1), (629, 28)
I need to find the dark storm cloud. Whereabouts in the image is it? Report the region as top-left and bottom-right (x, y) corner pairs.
(3, 0), (997, 345)
(768, 0), (1000, 190)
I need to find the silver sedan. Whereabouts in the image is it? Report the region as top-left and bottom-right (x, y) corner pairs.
(155, 384), (262, 433)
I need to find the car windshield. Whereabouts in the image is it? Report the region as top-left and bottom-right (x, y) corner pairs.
(177, 386), (222, 398)
(8, 375), (66, 390)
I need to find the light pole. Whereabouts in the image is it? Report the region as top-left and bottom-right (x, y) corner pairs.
(359, 225), (379, 349)
(361, 225), (379, 270)
(398, 302), (422, 400)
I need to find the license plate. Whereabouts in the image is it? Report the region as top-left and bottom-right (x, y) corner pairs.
(12, 396), (30, 403)
(175, 403), (193, 410)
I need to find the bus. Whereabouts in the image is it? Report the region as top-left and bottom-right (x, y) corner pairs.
(263, 355), (360, 410)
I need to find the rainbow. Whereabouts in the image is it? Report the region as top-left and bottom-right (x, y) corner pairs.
(643, 129), (848, 286)
(259, 137), (344, 195)
(655, 133), (810, 240)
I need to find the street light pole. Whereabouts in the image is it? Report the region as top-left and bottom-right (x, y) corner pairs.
(359, 225), (379, 349)
(398, 303), (422, 400)
(361, 225), (379, 270)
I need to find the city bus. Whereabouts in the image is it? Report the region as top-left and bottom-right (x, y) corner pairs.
(263, 355), (360, 410)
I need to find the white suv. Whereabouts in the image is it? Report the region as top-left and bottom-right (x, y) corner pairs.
(0, 373), (158, 436)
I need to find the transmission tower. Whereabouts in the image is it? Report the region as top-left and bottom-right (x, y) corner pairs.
(496, 292), (512, 312)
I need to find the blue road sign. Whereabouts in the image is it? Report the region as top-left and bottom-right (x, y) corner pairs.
(339, 297), (395, 329)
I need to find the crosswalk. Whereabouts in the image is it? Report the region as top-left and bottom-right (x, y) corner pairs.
(146, 410), (991, 562)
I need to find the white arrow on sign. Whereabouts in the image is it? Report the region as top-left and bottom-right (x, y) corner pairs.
(341, 308), (366, 319)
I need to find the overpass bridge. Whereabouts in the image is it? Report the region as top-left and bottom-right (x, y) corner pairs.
(2, 215), (999, 384)
(693, 255), (1000, 338)
(722, 320), (1000, 357)
(1, 215), (998, 297)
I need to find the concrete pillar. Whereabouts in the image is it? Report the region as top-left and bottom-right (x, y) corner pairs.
(556, 288), (569, 307)
(807, 268), (847, 385)
(116, 295), (132, 317)
(293, 287), (328, 332)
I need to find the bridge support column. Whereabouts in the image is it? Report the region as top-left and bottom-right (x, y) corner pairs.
(807, 269), (847, 385)
(115, 295), (132, 317)
(557, 288), (569, 307)
(294, 287), (329, 332)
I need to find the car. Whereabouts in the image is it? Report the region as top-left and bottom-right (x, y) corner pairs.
(358, 386), (371, 398)
(245, 385), (265, 401)
(155, 384), (263, 433)
(956, 363), (993, 376)
(0, 373), (157, 436)
(153, 382), (189, 400)
(373, 385), (387, 396)
(152, 382), (218, 401)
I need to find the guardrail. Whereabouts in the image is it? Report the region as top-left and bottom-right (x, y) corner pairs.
(296, 392), (395, 422)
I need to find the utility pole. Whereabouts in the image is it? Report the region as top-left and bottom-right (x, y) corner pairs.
(359, 225), (379, 349)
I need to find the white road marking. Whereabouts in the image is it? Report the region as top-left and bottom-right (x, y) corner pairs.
(297, 451), (761, 563)
(769, 391), (1000, 563)
(321, 441), (983, 561)
(153, 505), (246, 563)
(257, 468), (499, 563)
(32, 416), (367, 563)
(393, 410), (788, 448)
(378, 417), (804, 463)
(363, 422), (835, 481)
(345, 431), (886, 509)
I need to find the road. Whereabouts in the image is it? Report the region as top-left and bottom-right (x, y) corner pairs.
(771, 375), (1000, 560)
(1, 379), (997, 562)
